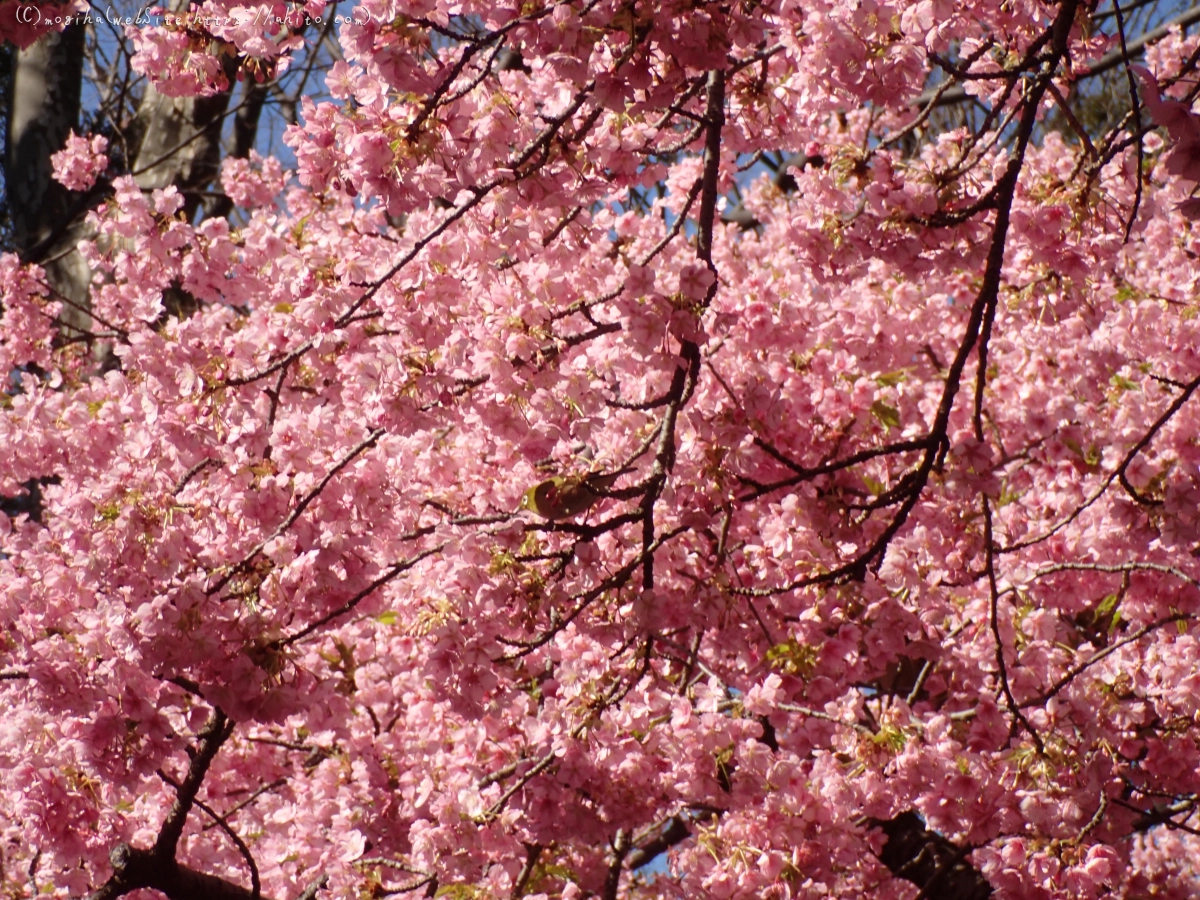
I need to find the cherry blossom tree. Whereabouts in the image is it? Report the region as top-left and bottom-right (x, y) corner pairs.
(5, 2), (1200, 899)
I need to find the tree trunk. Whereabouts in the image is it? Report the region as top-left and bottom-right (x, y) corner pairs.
(131, 35), (238, 221)
(4, 22), (90, 321)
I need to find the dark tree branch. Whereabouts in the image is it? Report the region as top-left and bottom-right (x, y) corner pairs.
(207, 427), (386, 597)
(511, 843), (543, 898)
(732, 0), (1081, 595)
(625, 816), (691, 871)
(82, 709), (325, 900)
(911, 4), (1200, 108)
(874, 811), (992, 900)
(983, 498), (1045, 754)
(85, 843), (326, 900)
(602, 830), (631, 900)
(155, 711), (235, 859)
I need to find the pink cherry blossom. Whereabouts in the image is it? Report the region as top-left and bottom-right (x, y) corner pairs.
(6, 3), (1200, 900)
(50, 131), (109, 192)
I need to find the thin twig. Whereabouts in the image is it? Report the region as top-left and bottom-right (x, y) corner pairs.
(207, 428), (386, 597)
(983, 497), (1044, 753)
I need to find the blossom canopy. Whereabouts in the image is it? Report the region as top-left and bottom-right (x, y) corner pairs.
(4, 2), (1200, 899)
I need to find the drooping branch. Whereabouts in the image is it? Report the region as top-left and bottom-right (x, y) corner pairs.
(207, 427), (386, 597)
(730, 0), (1082, 594)
(81, 710), (327, 900)
(636, 66), (725, 590)
(282, 542), (447, 645)
(982, 497), (1045, 754)
(1001, 372), (1200, 553)
(910, 3), (1200, 109)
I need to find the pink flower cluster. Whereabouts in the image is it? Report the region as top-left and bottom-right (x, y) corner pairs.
(5, 3), (1200, 900)
(50, 131), (109, 192)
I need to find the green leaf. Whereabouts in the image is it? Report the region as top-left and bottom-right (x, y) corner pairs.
(435, 886), (482, 899)
(870, 400), (901, 429)
(542, 864), (579, 882)
(1109, 373), (1139, 392)
(996, 486), (1023, 508)
(1096, 593), (1123, 635)
(863, 476), (886, 496)
(375, 610), (400, 626)
(872, 724), (907, 752)
(766, 638), (820, 678)
(873, 369), (908, 387)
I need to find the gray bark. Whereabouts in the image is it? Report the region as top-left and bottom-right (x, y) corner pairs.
(130, 0), (240, 222)
(4, 23), (91, 322)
